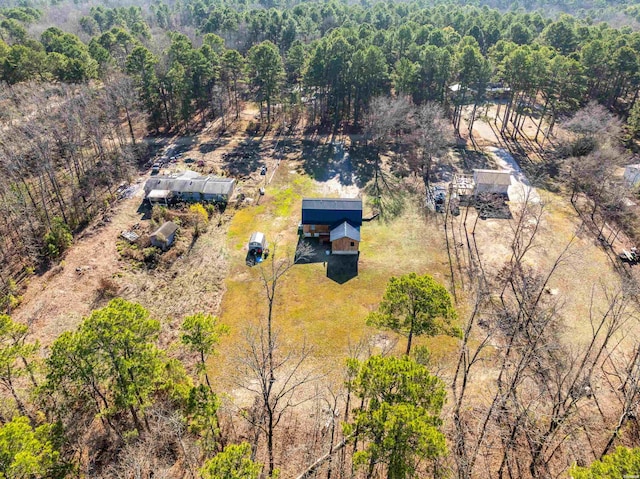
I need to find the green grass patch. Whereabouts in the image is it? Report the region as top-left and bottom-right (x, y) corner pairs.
(272, 186), (295, 217)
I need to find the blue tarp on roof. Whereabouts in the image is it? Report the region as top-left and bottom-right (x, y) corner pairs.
(302, 198), (363, 226)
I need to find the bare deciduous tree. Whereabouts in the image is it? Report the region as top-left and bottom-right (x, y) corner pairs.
(236, 324), (320, 478)
(409, 102), (454, 192)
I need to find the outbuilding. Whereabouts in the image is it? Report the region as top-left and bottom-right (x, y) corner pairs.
(150, 221), (178, 251)
(473, 169), (512, 197)
(329, 221), (360, 255)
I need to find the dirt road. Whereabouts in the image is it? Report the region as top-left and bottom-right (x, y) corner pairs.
(15, 186), (145, 346)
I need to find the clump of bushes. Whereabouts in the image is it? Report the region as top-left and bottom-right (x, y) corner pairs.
(188, 204), (209, 237)
(0, 278), (22, 313)
(44, 217), (73, 259)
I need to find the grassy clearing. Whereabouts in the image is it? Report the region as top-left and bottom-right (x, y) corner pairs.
(212, 166), (459, 385)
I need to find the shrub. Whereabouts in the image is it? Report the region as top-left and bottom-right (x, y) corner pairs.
(189, 203), (209, 224)
(97, 277), (119, 299)
(44, 217), (72, 259)
(143, 247), (160, 266)
(121, 248), (144, 262)
(205, 203), (217, 217)
(151, 205), (168, 224)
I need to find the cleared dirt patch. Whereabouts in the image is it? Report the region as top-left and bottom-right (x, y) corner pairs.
(14, 187), (146, 346)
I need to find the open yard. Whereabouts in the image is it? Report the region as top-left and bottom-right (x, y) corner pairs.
(212, 165), (461, 387)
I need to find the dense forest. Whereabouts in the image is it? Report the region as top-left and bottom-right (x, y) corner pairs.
(1, 0), (640, 477)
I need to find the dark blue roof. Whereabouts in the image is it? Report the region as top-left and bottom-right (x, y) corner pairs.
(302, 198), (363, 226)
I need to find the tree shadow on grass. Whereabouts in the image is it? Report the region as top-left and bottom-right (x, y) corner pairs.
(222, 138), (265, 177)
(454, 147), (492, 172)
(300, 139), (380, 190)
(300, 140), (334, 181)
(349, 142), (379, 188)
(198, 136), (232, 154)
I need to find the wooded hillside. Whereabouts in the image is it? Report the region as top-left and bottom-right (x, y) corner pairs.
(1, 0), (640, 478)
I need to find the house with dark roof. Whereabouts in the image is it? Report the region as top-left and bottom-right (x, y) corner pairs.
(301, 198), (362, 255)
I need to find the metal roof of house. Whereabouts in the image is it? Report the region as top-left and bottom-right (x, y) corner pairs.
(473, 169), (512, 186)
(302, 198), (363, 226)
(302, 198), (362, 211)
(201, 178), (235, 195)
(179, 170), (201, 179)
(151, 221), (178, 238)
(144, 175), (235, 197)
(330, 221), (361, 242)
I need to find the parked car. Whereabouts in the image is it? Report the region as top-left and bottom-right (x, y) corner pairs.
(151, 163), (161, 174)
(260, 165), (267, 175)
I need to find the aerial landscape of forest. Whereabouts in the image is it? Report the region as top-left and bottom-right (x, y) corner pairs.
(0, 0), (640, 477)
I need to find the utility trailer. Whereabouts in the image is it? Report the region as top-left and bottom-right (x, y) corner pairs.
(246, 232), (269, 266)
(248, 232), (267, 255)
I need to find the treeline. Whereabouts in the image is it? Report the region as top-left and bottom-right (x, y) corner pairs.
(2, 234), (640, 479)
(1, 0), (639, 302)
(0, 288), (454, 479)
(1, 2), (638, 132)
(0, 77), (143, 306)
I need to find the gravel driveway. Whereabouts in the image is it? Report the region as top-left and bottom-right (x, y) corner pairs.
(487, 147), (540, 204)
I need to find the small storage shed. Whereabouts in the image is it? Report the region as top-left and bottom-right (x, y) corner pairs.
(150, 221), (178, 251)
(624, 164), (640, 187)
(330, 221), (360, 255)
(473, 169), (512, 197)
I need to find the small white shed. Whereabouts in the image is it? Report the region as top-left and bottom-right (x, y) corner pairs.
(473, 169), (512, 196)
(624, 164), (640, 187)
